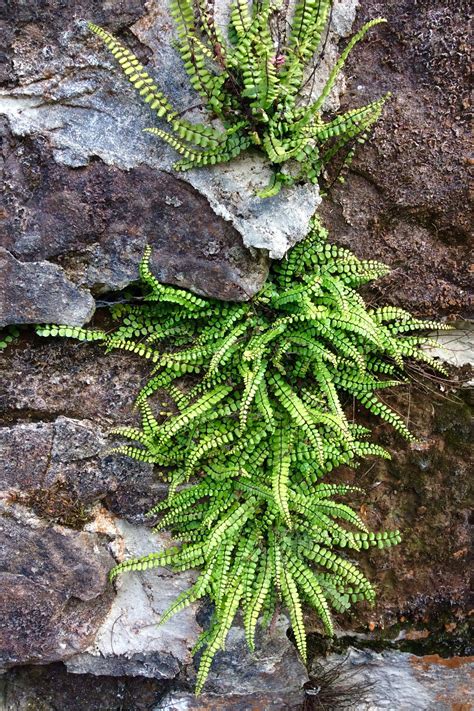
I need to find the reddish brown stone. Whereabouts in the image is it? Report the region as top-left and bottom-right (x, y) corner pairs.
(321, 0), (472, 318)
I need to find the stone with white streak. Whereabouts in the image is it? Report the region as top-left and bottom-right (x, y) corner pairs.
(66, 519), (201, 678)
(0, 0), (364, 328)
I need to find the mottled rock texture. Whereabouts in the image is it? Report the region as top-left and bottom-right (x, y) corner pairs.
(1, 120), (270, 305)
(0, 248), (95, 327)
(3, 0), (356, 325)
(304, 379), (472, 659)
(0, 415), (165, 520)
(310, 648), (474, 711)
(0, 507), (114, 667)
(320, 0), (472, 318)
(66, 520), (202, 679)
(2, 0), (471, 324)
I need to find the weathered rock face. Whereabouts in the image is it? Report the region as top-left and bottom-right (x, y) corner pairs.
(0, 506), (114, 668)
(0, 248), (95, 327)
(65, 520), (202, 679)
(0, 416), (165, 521)
(0, 338), (148, 423)
(0, 328), (471, 708)
(168, 613), (308, 709)
(5, 0), (369, 325)
(1, 121), (269, 305)
(299, 374), (472, 649)
(2, 0), (470, 325)
(308, 648), (474, 711)
(320, 0), (472, 318)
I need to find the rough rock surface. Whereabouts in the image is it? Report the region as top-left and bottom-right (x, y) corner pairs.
(0, 506), (114, 668)
(2, 0), (470, 326)
(3, 0), (372, 325)
(0, 248), (95, 327)
(1, 120), (269, 305)
(310, 648), (474, 711)
(0, 327), (471, 707)
(1, 0), (363, 265)
(427, 322), (474, 378)
(181, 614), (308, 707)
(320, 0), (472, 318)
(0, 415), (165, 520)
(302, 372), (472, 659)
(66, 520), (201, 679)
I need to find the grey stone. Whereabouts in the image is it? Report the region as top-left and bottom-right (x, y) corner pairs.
(0, 417), (165, 522)
(186, 155), (321, 258)
(425, 321), (474, 380)
(0, 248), (95, 327)
(0, 1), (471, 706)
(0, 338), (151, 423)
(194, 615), (308, 698)
(1, 0), (470, 319)
(156, 615), (309, 709)
(312, 647), (474, 711)
(155, 690), (303, 710)
(0, 421), (53, 491)
(66, 519), (201, 678)
(1, 120), (269, 308)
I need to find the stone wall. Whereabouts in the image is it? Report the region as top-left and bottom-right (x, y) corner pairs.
(0, 1), (471, 709)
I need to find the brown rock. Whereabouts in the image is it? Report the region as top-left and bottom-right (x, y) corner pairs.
(0, 509), (114, 667)
(305, 381), (472, 648)
(0, 664), (166, 711)
(0, 338), (148, 423)
(0, 416), (166, 523)
(321, 0), (472, 318)
(1, 126), (268, 323)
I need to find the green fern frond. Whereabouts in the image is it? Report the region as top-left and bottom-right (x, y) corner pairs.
(271, 424), (294, 528)
(88, 23), (177, 120)
(280, 563), (307, 662)
(87, 5), (388, 195)
(40, 213), (449, 694)
(36, 325), (106, 341)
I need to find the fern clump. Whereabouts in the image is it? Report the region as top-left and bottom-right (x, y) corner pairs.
(88, 1), (389, 197)
(37, 218), (448, 692)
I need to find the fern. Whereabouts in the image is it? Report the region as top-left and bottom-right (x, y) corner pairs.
(0, 326), (20, 351)
(36, 216), (448, 692)
(87, 2), (389, 196)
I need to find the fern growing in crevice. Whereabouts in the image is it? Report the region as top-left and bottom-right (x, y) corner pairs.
(37, 217), (448, 692)
(0, 326), (20, 351)
(88, 1), (389, 197)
